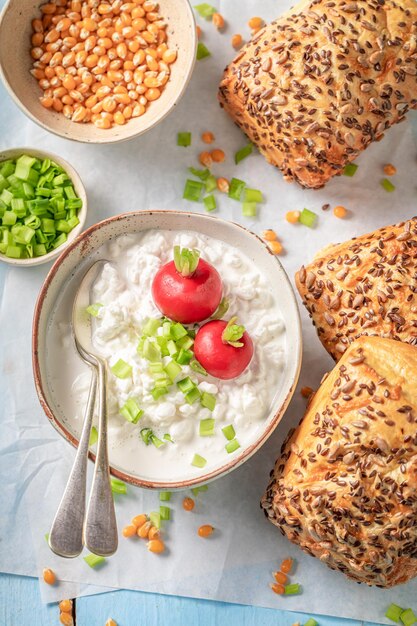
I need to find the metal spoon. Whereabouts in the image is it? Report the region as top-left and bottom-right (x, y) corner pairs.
(49, 260), (118, 558)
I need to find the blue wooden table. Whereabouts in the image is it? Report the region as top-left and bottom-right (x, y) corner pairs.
(0, 572), (382, 625)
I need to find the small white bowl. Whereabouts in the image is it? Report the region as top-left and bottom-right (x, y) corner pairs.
(0, 147), (87, 267)
(33, 211), (302, 490)
(0, 0), (196, 144)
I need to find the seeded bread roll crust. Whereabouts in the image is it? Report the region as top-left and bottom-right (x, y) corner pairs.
(218, 0), (417, 189)
(295, 218), (417, 360)
(261, 336), (417, 587)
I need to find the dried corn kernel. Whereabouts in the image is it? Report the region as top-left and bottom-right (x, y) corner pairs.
(42, 568), (56, 585)
(333, 205), (347, 219)
(198, 525), (214, 538)
(183, 497), (195, 511)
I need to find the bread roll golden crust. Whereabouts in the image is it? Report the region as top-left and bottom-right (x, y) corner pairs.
(218, 0), (417, 189)
(261, 336), (417, 587)
(295, 218), (417, 360)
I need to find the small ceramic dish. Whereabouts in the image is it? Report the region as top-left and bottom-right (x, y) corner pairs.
(32, 211), (302, 489)
(0, 147), (87, 266)
(0, 0), (196, 144)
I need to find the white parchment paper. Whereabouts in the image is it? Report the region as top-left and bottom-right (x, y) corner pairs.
(1, 0), (417, 622)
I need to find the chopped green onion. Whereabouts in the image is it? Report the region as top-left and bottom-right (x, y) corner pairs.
(176, 348), (193, 365)
(191, 453), (207, 468)
(44, 532), (49, 543)
(185, 387), (201, 404)
(151, 387), (168, 400)
(176, 335), (194, 350)
(343, 163), (358, 177)
(171, 322), (188, 340)
(149, 511), (161, 529)
(201, 392), (216, 411)
(194, 3), (216, 18)
(160, 505), (171, 521)
(304, 619), (318, 626)
(204, 194), (217, 212)
(191, 484), (208, 496)
(299, 208), (318, 228)
(284, 583), (301, 595)
(86, 303), (103, 317)
(211, 297), (229, 320)
(89, 426), (98, 446)
(151, 434), (165, 448)
(205, 174), (217, 193)
(142, 337), (161, 362)
(222, 424), (235, 440)
(235, 143), (253, 165)
(225, 438), (240, 453)
(386, 605), (405, 623)
(163, 433), (174, 443)
(177, 132), (191, 147)
(381, 178), (396, 192)
(177, 377), (195, 393)
(244, 188), (263, 203)
(143, 317), (161, 336)
(222, 316), (245, 347)
(140, 428), (154, 445)
(167, 339), (178, 356)
(228, 177), (246, 201)
(197, 42), (211, 60)
(188, 167), (210, 180)
(159, 491), (171, 501)
(120, 398), (143, 424)
(190, 359), (208, 376)
(242, 202), (257, 217)
(111, 359), (132, 379)
(173, 246), (200, 276)
(183, 179), (204, 202)
(84, 554), (106, 569)
(401, 609), (417, 626)
(111, 478), (127, 495)
(199, 418), (215, 436)
(164, 360), (182, 382)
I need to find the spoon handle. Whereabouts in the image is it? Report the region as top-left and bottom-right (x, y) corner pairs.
(84, 358), (118, 556)
(49, 366), (98, 558)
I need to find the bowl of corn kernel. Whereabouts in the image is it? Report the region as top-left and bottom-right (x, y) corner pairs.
(0, 0), (197, 143)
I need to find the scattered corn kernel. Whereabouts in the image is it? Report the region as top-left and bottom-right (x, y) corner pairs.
(148, 526), (160, 540)
(196, 25), (202, 39)
(261, 229), (277, 242)
(122, 524), (137, 538)
(273, 571), (288, 585)
(201, 131), (215, 144)
(301, 386), (314, 398)
(147, 538), (165, 553)
(199, 151), (213, 168)
(286, 210), (300, 224)
(217, 177), (229, 193)
(333, 205), (347, 219)
(105, 619), (118, 626)
(231, 33), (243, 49)
(183, 497), (195, 511)
(248, 16), (263, 32)
(270, 582), (285, 595)
(280, 558), (293, 574)
(212, 12), (225, 29)
(58, 600), (73, 613)
(383, 163), (397, 176)
(210, 148), (225, 163)
(198, 524), (214, 538)
(59, 613), (74, 626)
(132, 514), (147, 528)
(42, 568), (56, 585)
(267, 240), (283, 255)
(137, 521), (152, 539)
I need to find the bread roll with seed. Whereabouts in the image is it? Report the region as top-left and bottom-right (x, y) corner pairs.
(218, 0), (417, 189)
(295, 218), (417, 360)
(261, 336), (417, 587)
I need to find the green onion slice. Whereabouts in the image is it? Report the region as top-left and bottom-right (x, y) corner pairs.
(190, 359), (208, 376)
(86, 303), (103, 317)
(151, 434), (165, 449)
(177, 377), (195, 393)
(197, 42), (211, 60)
(188, 167), (211, 180)
(343, 163), (358, 177)
(235, 143), (253, 165)
(191, 484), (208, 496)
(89, 426), (98, 447)
(199, 418), (215, 436)
(140, 427), (154, 445)
(191, 453), (207, 468)
(150, 511), (161, 529)
(120, 398), (143, 424)
(284, 583), (301, 595)
(160, 505), (171, 521)
(110, 478), (127, 495)
(159, 491), (171, 501)
(242, 202), (257, 217)
(244, 188), (263, 203)
(183, 179), (204, 202)
(400, 609), (417, 626)
(205, 174), (217, 193)
(381, 178), (396, 192)
(299, 208), (318, 228)
(222, 316), (245, 347)
(304, 619), (319, 626)
(194, 3), (217, 18)
(204, 194), (217, 212)
(111, 359), (132, 379)
(386, 604), (405, 623)
(228, 177), (246, 201)
(201, 392), (216, 411)
(177, 132), (191, 147)
(222, 424), (235, 441)
(163, 433), (174, 443)
(84, 554), (106, 569)
(225, 438), (240, 454)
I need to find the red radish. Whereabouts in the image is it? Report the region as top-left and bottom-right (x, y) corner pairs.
(152, 246), (222, 324)
(194, 317), (254, 380)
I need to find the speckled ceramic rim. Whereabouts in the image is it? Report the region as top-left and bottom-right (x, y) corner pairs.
(0, 147), (87, 266)
(33, 211), (302, 490)
(0, 0), (197, 144)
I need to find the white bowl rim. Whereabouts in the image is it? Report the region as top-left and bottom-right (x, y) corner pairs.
(32, 210), (303, 489)
(0, 146), (87, 266)
(0, 0), (197, 144)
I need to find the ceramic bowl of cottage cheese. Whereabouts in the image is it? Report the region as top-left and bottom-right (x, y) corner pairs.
(33, 211), (302, 489)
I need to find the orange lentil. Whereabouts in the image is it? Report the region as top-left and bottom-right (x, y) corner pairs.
(183, 497), (195, 511)
(122, 524), (137, 538)
(270, 583), (285, 595)
(137, 521), (152, 538)
(261, 229), (277, 242)
(59, 613), (74, 626)
(285, 210), (300, 224)
(212, 12), (225, 29)
(383, 163), (397, 176)
(248, 16), (263, 31)
(280, 558), (293, 574)
(147, 539), (165, 553)
(199, 151), (213, 168)
(333, 205), (347, 219)
(210, 148), (225, 163)
(301, 386), (314, 398)
(58, 600), (73, 613)
(231, 33), (242, 49)
(198, 525), (214, 538)
(273, 571), (288, 585)
(268, 240), (283, 255)
(42, 568), (56, 585)
(216, 177), (229, 193)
